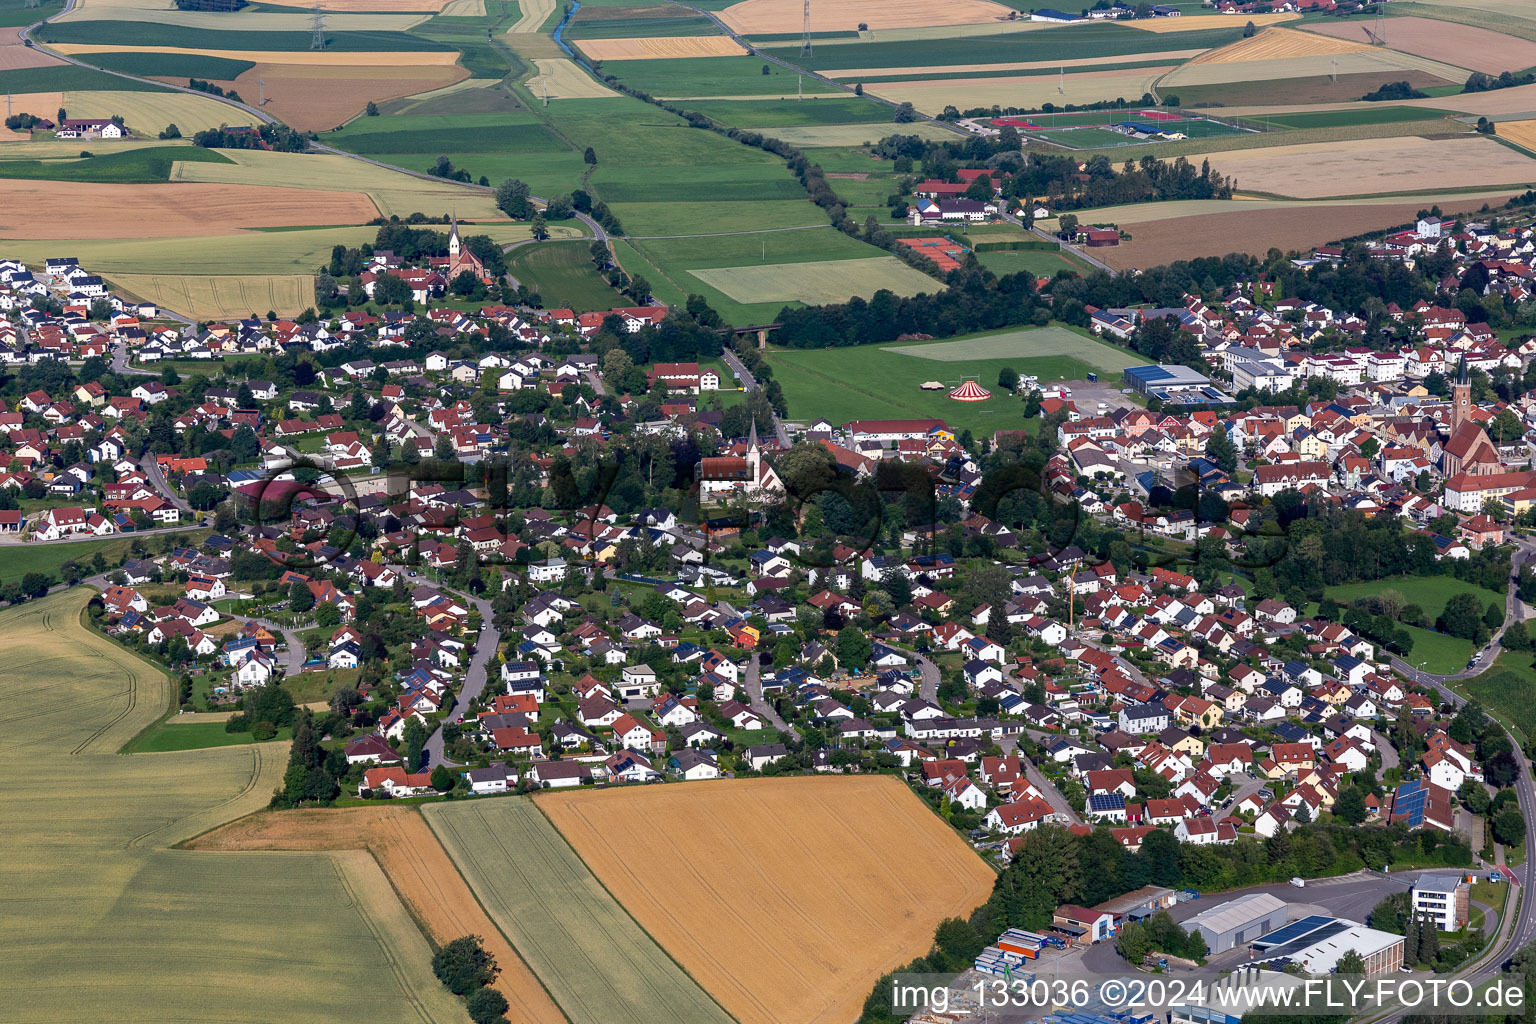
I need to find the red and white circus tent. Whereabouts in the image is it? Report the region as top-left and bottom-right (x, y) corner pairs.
(948, 379), (991, 402)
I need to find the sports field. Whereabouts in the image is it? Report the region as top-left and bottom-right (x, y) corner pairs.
(425, 797), (736, 1024)
(106, 272), (313, 319)
(688, 255), (937, 304)
(0, 589), (459, 1024)
(191, 807), (566, 1024)
(542, 776), (995, 1024)
(770, 327), (1131, 435)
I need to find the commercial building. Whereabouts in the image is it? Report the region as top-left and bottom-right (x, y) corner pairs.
(1411, 873), (1469, 932)
(1184, 892), (1289, 954)
(1122, 364), (1236, 406)
(1245, 915), (1404, 974)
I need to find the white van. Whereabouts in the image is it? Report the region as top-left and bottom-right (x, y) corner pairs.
(1290, 877), (1305, 888)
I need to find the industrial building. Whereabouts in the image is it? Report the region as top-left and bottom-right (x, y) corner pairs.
(1183, 892), (1289, 954)
(1244, 915), (1404, 974)
(1122, 364), (1236, 406)
(1411, 873), (1470, 932)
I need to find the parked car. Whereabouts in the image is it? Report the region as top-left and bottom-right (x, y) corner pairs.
(1290, 877), (1305, 888)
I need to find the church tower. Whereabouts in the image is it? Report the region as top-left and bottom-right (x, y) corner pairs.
(1451, 354), (1471, 432)
(447, 212), (461, 274)
(746, 418), (761, 482)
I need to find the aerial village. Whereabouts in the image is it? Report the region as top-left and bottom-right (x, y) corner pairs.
(6, 204), (1536, 985)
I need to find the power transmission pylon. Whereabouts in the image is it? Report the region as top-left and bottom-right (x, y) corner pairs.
(798, 0), (811, 57)
(310, 6), (326, 50)
(258, 76), (265, 105)
(1375, 3), (1386, 45)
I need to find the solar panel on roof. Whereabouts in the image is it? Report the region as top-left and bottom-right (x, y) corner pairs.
(1250, 914), (1334, 949)
(1261, 920), (1352, 959)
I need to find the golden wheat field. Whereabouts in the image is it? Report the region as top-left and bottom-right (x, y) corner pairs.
(869, 67), (1173, 115)
(577, 34), (747, 60)
(823, 48), (1205, 78)
(1127, 10), (1297, 31)
(47, 42), (462, 64)
(1188, 25), (1368, 64)
(1498, 119), (1536, 153)
(64, 88), (258, 132)
(721, 0), (1013, 34)
(542, 775), (996, 1024)
(0, 180), (379, 238)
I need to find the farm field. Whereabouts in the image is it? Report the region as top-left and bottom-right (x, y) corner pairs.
(34, 21), (456, 52)
(820, 49), (1207, 78)
(88, 50), (256, 78)
(1204, 136), (1536, 199)
(867, 68), (1176, 115)
(602, 55), (838, 98)
(1170, 69), (1453, 106)
(721, 0), (1014, 34)
(1160, 47), (1464, 88)
(125, 718), (293, 752)
(976, 247), (1093, 278)
(0, 145), (232, 183)
(676, 95), (894, 126)
(0, 221), (541, 275)
(751, 122), (955, 146)
(507, 239), (627, 310)
(689, 255), (937, 304)
(0, 25), (65, 70)
(1304, 16), (1536, 74)
(0, 179), (379, 238)
(1187, 25), (1369, 64)
(1501, 120), (1536, 154)
(46, 42), (464, 65)
(1084, 194), (1513, 270)
(56, 0), (433, 32)
(769, 326), (1132, 435)
(425, 797), (735, 1024)
(167, 149), (507, 220)
(612, 198), (827, 235)
(190, 807), (567, 1024)
(0, 589), (461, 1024)
(202, 62), (472, 132)
(575, 35), (746, 59)
(106, 272), (313, 319)
(529, 57), (619, 98)
(1464, 654), (1536, 740)
(59, 87), (258, 133)
(543, 776), (996, 1024)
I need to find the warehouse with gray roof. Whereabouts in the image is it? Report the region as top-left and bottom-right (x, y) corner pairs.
(1183, 892), (1289, 953)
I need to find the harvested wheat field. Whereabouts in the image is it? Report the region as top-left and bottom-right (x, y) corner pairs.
(542, 776), (995, 1024)
(508, 0), (555, 33)
(530, 58), (618, 98)
(722, 0), (1012, 35)
(870, 67), (1173, 115)
(212, 62), (469, 131)
(48, 43), (462, 65)
(57, 0), (432, 32)
(1163, 47), (1462, 87)
(577, 35), (747, 60)
(189, 806), (567, 1024)
(1094, 194), (1515, 269)
(261, 0), (454, 9)
(107, 273), (312, 319)
(1305, 16), (1536, 74)
(1188, 25), (1368, 64)
(1205, 136), (1536, 198)
(0, 92), (64, 133)
(0, 26), (64, 69)
(65, 88), (256, 133)
(0, 181), (379, 238)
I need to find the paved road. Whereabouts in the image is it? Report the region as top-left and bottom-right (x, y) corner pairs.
(219, 604), (310, 674)
(720, 346), (791, 448)
(1009, 742), (1084, 826)
(914, 652), (939, 704)
(743, 655), (796, 738)
(583, 369), (607, 397)
(110, 341), (160, 377)
(423, 592), (501, 768)
(138, 452), (194, 513)
(1373, 729), (1399, 781)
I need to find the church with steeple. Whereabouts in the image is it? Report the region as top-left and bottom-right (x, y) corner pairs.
(443, 214), (487, 282)
(1440, 355), (1501, 477)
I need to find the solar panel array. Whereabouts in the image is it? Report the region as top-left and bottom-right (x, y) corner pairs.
(1393, 780), (1428, 827)
(1250, 914), (1334, 950)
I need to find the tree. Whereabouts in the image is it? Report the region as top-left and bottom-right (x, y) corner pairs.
(1336, 949), (1365, 974)
(1495, 805), (1526, 846)
(583, 146), (597, 165)
(1205, 425), (1237, 473)
(403, 716), (427, 771)
(1058, 213), (1080, 238)
(365, 100), (379, 116)
(836, 625), (871, 668)
(998, 367), (1020, 391)
(1460, 779), (1491, 815)
(466, 987), (510, 1024)
(494, 178), (531, 219)
(1438, 591), (1487, 641)
(1335, 785), (1367, 825)
(431, 936), (498, 996)
(893, 101), (917, 123)
(289, 580), (314, 613)
(530, 213), (548, 241)
(1242, 19), (1256, 36)
(159, 122), (181, 139)
(430, 763), (455, 792)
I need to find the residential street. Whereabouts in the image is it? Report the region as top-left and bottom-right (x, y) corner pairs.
(423, 592), (500, 768)
(744, 655), (795, 738)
